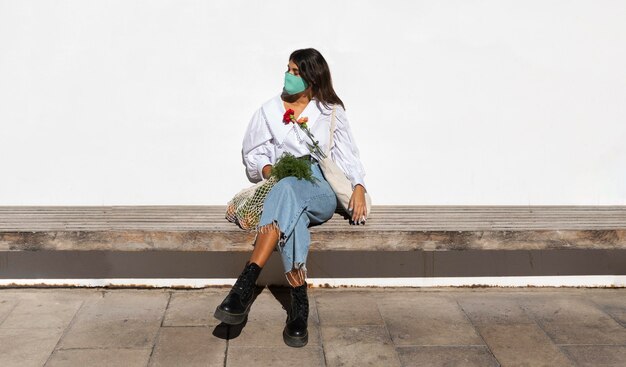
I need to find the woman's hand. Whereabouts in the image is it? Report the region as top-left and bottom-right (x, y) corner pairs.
(348, 184), (367, 224)
(262, 164), (273, 180)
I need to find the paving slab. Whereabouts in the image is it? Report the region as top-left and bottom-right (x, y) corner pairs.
(46, 348), (152, 367)
(587, 290), (626, 327)
(321, 324), (401, 366)
(0, 299), (18, 324)
(377, 293), (484, 346)
(226, 345), (325, 367)
(478, 323), (573, 366)
(316, 291), (384, 326)
(245, 287), (304, 322)
(0, 286), (623, 366)
(226, 316), (322, 347)
(163, 290), (225, 327)
(0, 288), (101, 300)
(560, 345), (626, 367)
(149, 326), (226, 367)
(0, 297), (82, 330)
(0, 327), (64, 367)
(58, 290), (169, 349)
(518, 294), (626, 345)
(396, 345), (499, 367)
(455, 294), (536, 325)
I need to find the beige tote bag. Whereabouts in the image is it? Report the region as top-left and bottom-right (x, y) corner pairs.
(318, 105), (372, 219)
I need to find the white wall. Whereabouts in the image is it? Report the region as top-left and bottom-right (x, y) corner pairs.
(1, 0), (625, 205)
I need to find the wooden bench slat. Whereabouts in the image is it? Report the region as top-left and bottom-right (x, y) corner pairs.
(1, 206), (625, 234)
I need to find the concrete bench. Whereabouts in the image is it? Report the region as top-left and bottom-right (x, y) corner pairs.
(1, 206), (625, 287)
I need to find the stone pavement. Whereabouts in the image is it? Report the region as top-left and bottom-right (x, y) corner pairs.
(0, 287), (624, 366)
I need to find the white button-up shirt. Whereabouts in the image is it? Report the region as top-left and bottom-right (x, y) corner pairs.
(242, 93), (367, 191)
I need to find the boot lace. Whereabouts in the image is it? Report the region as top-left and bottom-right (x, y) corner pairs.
(290, 285), (309, 320)
(232, 263), (258, 300)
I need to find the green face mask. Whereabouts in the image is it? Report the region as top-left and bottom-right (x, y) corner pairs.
(284, 71), (309, 95)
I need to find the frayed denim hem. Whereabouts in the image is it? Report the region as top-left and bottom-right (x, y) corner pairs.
(286, 263), (307, 287)
(253, 161), (336, 287)
(254, 219), (308, 287)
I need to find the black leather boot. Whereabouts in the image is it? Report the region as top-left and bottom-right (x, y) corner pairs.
(214, 260), (262, 325)
(283, 281), (309, 347)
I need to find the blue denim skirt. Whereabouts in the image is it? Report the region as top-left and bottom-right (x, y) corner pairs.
(255, 158), (337, 280)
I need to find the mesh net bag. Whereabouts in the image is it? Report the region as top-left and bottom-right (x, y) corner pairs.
(225, 175), (278, 231)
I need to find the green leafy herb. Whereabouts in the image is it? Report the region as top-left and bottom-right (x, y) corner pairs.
(270, 152), (317, 183)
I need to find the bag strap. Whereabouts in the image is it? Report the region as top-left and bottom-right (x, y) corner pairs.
(326, 105), (337, 156)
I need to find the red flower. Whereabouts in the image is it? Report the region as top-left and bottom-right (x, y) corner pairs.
(283, 109), (295, 124)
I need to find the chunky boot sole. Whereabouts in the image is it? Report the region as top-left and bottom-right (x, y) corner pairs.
(283, 328), (308, 347)
(213, 301), (253, 325)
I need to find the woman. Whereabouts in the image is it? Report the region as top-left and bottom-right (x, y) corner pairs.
(214, 48), (368, 348)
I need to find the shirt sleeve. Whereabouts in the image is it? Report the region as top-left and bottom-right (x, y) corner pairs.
(331, 105), (368, 192)
(242, 108), (275, 183)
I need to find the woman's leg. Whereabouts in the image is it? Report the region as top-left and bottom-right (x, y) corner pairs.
(275, 170), (338, 286)
(254, 176), (310, 278)
(281, 171), (336, 347)
(214, 214), (279, 324)
(282, 212), (311, 287)
(248, 224), (279, 268)
(253, 161), (337, 285)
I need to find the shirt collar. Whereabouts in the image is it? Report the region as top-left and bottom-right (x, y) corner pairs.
(261, 93), (324, 146)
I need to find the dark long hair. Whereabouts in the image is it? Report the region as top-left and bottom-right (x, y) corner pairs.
(289, 48), (345, 111)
